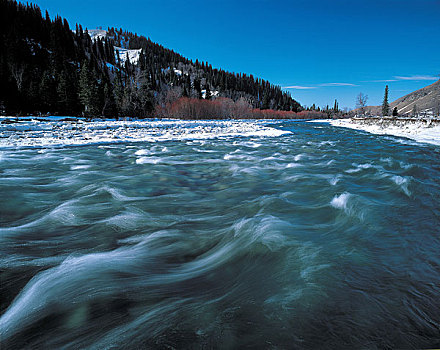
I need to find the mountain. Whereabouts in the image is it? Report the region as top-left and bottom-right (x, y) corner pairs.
(0, 0), (302, 117)
(391, 79), (440, 117)
(361, 80), (440, 117)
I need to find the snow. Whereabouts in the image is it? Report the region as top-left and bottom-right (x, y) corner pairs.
(0, 119), (290, 149)
(311, 118), (440, 146)
(115, 47), (141, 65)
(86, 29), (107, 42)
(72, 29), (141, 66)
(202, 90), (219, 99)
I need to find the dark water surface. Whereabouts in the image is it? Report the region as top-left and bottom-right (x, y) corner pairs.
(1, 121), (440, 349)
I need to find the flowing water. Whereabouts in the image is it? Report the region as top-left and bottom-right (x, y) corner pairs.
(1, 121), (440, 349)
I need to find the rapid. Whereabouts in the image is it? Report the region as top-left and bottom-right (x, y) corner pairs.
(1, 120), (439, 349)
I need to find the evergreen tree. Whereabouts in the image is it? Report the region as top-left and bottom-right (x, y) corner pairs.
(262, 90), (270, 109)
(182, 85), (188, 97)
(113, 74), (124, 115)
(382, 85), (390, 116)
(392, 107), (398, 117)
(193, 78), (202, 99)
(101, 82), (117, 117)
(121, 81), (134, 116)
(205, 83), (211, 100)
(78, 60), (91, 114)
(334, 99), (338, 113)
(137, 71), (154, 117)
(78, 60), (100, 116)
(39, 70), (57, 112)
(57, 67), (77, 114)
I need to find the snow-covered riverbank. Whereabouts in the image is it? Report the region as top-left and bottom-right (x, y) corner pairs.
(312, 118), (440, 146)
(0, 118), (289, 148)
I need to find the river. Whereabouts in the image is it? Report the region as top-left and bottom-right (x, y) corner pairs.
(1, 120), (439, 348)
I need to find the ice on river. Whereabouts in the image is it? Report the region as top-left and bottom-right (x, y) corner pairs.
(0, 118), (290, 148)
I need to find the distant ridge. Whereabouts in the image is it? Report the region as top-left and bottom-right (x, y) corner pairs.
(391, 79), (440, 116)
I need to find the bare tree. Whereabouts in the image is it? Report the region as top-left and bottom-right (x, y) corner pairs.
(355, 92), (368, 116)
(9, 63), (25, 92)
(412, 104), (418, 118)
(233, 97), (252, 118)
(163, 86), (183, 105)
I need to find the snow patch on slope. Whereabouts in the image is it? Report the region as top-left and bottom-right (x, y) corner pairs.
(115, 47), (141, 65)
(78, 29), (141, 66)
(86, 29), (107, 41)
(202, 90), (219, 99)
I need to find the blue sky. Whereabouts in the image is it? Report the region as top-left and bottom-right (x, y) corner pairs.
(35, 0), (439, 109)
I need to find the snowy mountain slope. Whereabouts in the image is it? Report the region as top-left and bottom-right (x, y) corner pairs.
(115, 47), (141, 65)
(85, 29), (141, 65)
(391, 79), (440, 116)
(77, 28), (141, 65)
(87, 29), (107, 41)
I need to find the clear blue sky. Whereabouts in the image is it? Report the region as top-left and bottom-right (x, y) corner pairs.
(34, 0), (439, 109)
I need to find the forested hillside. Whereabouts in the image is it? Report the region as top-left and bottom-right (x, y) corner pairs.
(0, 0), (303, 118)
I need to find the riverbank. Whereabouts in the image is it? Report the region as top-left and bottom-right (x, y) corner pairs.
(312, 117), (440, 146)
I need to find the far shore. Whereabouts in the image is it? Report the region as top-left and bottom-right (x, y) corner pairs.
(311, 116), (440, 146)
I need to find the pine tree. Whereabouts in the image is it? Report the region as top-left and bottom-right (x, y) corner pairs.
(78, 60), (91, 114)
(193, 78), (202, 99)
(205, 83), (211, 100)
(137, 71), (154, 116)
(57, 67), (78, 114)
(182, 85), (188, 97)
(121, 81), (134, 116)
(392, 107), (398, 117)
(262, 90), (270, 109)
(39, 70), (57, 112)
(102, 82), (117, 117)
(78, 60), (100, 116)
(382, 85), (390, 116)
(113, 74), (124, 115)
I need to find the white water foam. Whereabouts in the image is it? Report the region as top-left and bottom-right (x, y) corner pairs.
(330, 192), (351, 210)
(286, 163), (302, 168)
(329, 174), (342, 186)
(390, 175), (411, 196)
(70, 164), (92, 170)
(345, 163), (375, 174)
(134, 149), (151, 156)
(136, 157), (163, 165)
